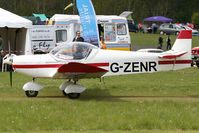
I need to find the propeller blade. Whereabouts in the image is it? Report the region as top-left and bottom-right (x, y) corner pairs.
(10, 70), (12, 88)
(8, 40), (11, 56)
(8, 40), (12, 87)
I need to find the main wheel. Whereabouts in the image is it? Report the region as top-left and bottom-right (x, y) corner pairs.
(176, 31), (180, 35)
(68, 93), (80, 99)
(62, 90), (67, 96)
(25, 90), (38, 97)
(160, 31), (164, 35)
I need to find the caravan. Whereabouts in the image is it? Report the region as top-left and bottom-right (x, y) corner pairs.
(30, 14), (131, 53)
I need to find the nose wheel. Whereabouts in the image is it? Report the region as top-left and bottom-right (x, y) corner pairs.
(25, 90), (38, 97)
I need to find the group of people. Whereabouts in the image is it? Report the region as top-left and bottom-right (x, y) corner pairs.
(158, 34), (171, 50)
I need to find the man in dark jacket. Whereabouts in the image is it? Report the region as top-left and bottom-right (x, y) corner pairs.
(158, 35), (163, 49)
(73, 31), (84, 42)
(166, 35), (171, 50)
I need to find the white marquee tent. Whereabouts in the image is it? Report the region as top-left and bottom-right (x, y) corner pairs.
(0, 8), (32, 55)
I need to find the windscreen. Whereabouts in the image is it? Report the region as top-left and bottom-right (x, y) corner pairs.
(50, 42), (98, 60)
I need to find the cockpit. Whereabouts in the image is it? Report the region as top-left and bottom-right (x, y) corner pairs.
(50, 42), (98, 60)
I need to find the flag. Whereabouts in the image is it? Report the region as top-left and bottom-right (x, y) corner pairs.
(76, 0), (99, 47)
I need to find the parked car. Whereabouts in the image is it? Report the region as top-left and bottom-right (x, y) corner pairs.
(127, 19), (138, 32)
(191, 47), (199, 67)
(181, 25), (199, 35)
(192, 47), (199, 59)
(119, 11), (138, 33)
(159, 23), (183, 35)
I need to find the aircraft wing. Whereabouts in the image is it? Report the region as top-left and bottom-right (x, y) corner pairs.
(52, 62), (108, 79)
(158, 50), (187, 59)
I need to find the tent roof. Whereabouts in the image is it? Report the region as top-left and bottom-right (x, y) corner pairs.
(0, 8), (32, 28)
(143, 16), (173, 23)
(33, 13), (47, 21)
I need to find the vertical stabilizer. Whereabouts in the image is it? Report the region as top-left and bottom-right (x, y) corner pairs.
(172, 30), (192, 52)
(171, 30), (192, 70)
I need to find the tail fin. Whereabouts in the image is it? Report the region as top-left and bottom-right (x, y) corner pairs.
(171, 30), (192, 70)
(159, 30), (192, 70)
(172, 30), (192, 59)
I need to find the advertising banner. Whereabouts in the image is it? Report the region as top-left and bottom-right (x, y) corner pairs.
(76, 0), (99, 47)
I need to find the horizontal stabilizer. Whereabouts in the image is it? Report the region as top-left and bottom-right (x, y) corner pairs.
(158, 51), (187, 59)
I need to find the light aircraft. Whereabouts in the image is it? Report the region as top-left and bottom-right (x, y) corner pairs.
(3, 30), (192, 99)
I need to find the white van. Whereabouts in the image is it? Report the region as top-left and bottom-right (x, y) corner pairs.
(30, 14), (131, 53)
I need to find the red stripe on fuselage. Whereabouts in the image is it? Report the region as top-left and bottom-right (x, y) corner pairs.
(12, 64), (63, 68)
(158, 60), (191, 65)
(12, 63), (109, 69)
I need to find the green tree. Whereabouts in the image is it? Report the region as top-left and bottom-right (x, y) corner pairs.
(192, 12), (199, 29)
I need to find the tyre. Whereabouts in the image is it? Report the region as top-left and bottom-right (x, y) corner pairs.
(68, 93), (80, 99)
(196, 60), (199, 67)
(176, 31), (180, 35)
(62, 90), (67, 96)
(160, 31), (164, 35)
(25, 90), (38, 97)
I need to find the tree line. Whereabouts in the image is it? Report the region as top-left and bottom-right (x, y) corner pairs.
(0, 0), (199, 24)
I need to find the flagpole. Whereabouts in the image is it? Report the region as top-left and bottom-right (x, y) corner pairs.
(73, 0), (76, 14)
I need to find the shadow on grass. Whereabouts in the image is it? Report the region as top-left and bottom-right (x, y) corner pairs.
(80, 94), (199, 102)
(7, 89), (199, 102)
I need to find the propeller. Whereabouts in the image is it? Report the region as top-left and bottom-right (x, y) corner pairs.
(8, 40), (12, 87)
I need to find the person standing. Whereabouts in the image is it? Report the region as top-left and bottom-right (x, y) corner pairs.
(166, 35), (171, 50)
(73, 31), (84, 42)
(158, 34), (163, 49)
(0, 35), (4, 67)
(100, 36), (106, 49)
(152, 23), (157, 34)
(138, 23), (142, 32)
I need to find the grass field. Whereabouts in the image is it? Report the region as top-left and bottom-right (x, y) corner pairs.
(130, 33), (199, 48)
(0, 33), (199, 133)
(0, 67), (199, 133)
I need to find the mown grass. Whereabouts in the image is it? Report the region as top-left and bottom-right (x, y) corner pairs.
(0, 67), (199, 133)
(130, 32), (199, 48)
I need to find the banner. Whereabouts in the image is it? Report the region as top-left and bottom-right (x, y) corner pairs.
(76, 0), (99, 47)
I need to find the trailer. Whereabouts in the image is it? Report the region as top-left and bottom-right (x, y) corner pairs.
(30, 14), (131, 53)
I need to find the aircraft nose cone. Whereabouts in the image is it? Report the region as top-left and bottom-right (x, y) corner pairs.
(3, 55), (14, 65)
(3, 57), (12, 65)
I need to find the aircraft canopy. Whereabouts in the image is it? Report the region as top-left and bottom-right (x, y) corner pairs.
(50, 42), (97, 60)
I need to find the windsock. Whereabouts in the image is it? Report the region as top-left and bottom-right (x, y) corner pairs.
(64, 3), (73, 10)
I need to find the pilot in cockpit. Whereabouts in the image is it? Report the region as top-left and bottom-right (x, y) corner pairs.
(72, 43), (85, 59)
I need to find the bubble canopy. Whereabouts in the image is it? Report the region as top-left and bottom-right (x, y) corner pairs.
(50, 42), (98, 60)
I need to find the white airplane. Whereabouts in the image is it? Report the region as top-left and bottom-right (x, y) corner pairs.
(3, 30), (192, 99)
